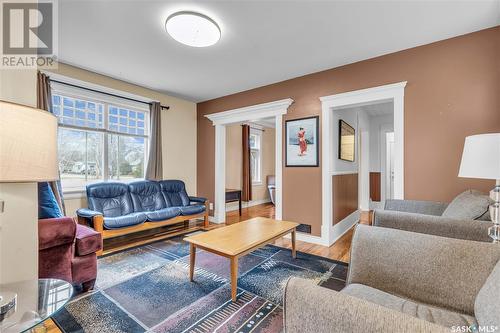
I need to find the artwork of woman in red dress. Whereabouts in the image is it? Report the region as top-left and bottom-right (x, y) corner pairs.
(298, 127), (307, 156)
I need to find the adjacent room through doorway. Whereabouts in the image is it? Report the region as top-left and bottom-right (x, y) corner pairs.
(330, 99), (397, 235)
(225, 117), (277, 224)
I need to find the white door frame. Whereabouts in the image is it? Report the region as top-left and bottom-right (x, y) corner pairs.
(205, 98), (294, 223)
(320, 82), (406, 245)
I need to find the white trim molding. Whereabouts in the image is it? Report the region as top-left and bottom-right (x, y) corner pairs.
(225, 199), (272, 212)
(205, 98), (293, 126)
(321, 81), (406, 246)
(206, 98), (294, 223)
(331, 171), (358, 176)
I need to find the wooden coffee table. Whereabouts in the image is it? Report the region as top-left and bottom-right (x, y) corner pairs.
(184, 217), (299, 301)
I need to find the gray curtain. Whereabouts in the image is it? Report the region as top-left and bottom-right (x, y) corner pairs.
(145, 101), (163, 180)
(37, 71), (66, 215)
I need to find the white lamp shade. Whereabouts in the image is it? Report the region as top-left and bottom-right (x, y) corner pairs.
(458, 133), (500, 180)
(0, 100), (59, 182)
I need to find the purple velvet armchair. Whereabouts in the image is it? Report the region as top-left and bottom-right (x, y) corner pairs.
(38, 217), (102, 291)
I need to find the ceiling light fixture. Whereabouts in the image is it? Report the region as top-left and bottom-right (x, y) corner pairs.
(165, 11), (221, 47)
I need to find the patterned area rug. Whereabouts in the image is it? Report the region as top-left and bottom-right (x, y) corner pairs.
(53, 232), (348, 333)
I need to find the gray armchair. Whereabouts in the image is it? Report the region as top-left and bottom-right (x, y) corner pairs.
(373, 199), (492, 242)
(284, 225), (500, 333)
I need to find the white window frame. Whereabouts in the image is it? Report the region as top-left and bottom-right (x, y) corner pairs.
(250, 128), (262, 185)
(51, 83), (150, 195)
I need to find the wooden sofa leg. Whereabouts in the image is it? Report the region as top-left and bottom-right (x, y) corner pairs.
(82, 279), (96, 292)
(93, 215), (104, 256)
(204, 200), (209, 229)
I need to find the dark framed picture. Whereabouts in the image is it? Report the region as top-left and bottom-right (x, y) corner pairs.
(339, 119), (355, 162)
(285, 116), (319, 167)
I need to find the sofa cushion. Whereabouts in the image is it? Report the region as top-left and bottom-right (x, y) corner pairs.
(341, 283), (477, 328)
(160, 180), (190, 207)
(145, 207), (181, 222)
(442, 190), (491, 220)
(129, 180), (167, 212)
(75, 224), (103, 256)
(38, 182), (63, 219)
(180, 205), (205, 216)
(103, 212), (147, 229)
(87, 182), (134, 217)
(475, 261), (500, 328)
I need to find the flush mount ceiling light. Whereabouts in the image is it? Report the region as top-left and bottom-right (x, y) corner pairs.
(165, 11), (221, 47)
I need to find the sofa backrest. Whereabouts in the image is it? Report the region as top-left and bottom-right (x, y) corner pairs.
(86, 182), (134, 217)
(159, 180), (190, 207)
(129, 180), (167, 212)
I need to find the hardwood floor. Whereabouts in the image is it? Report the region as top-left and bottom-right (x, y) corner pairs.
(227, 203), (371, 263)
(40, 203), (369, 332)
(225, 202), (276, 224)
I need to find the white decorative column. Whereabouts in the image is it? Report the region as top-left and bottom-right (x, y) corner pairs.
(214, 124), (226, 223)
(274, 114), (283, 220)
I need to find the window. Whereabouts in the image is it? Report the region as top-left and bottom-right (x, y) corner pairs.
(51, 89), (149, 192)
(249, 129), (262, 184)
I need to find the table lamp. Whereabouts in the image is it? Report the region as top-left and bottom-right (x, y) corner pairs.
(0, 100), (58, 318)
(458, 133), (500, 243)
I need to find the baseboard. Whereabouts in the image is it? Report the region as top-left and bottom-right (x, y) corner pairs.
(225, 198), (271, 212)
(329, 210), (359, 245)
(208, 198), (273, 224)
(283, 232), (330, 246)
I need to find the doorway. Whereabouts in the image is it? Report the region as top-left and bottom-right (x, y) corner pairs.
(225, 119), (277, 224)
(206, 98), (293, 224)
(320, 82), (406, 246)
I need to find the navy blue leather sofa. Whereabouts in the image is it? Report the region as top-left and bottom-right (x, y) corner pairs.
(76, 180), (208, 254)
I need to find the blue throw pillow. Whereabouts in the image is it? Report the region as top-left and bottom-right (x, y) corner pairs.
(38, 182), (63, 219)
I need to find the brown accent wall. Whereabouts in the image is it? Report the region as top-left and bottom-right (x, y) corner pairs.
(370, 172), (382, 202)
(197, 27), (500, 236)
(332, 174), (359, 225)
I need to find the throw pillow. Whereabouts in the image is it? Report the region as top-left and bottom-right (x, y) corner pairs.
(442, 190), (491, 220)
(38, 182), (63, 219)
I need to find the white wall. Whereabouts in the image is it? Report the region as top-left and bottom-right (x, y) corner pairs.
(368, 113), (394, 205)
(357, 111), (371, 210)
(369, 114), (394, 172)
(332, 107), (359, 173)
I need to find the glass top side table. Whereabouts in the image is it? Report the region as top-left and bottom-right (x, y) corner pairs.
(0, 278), (73, 333)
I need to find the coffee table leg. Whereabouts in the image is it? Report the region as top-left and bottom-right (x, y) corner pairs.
(189, 243), (196, 281)
(230, 256), (238, 301)
(291, 229), (296, 259)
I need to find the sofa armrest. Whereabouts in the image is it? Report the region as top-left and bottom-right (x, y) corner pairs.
(189, 196), (207, 204)
(373, 209), (492, 242)
(75, 224), (103, 256)
(38, 217), (76, 250)
(76, 208), (102, 219)
(384, 199), (448, 216)
(284, 277), (448, 333)
(348, 225), (500, 315)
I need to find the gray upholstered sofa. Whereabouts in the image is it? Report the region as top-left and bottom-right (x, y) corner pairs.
(373, 193), (492, 242)
(284, 225), (500, 333)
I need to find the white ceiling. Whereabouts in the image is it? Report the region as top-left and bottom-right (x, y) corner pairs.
(250, 117), (276, 129)
(58, 1), (500, 102)
(362, 102), (394, 117)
